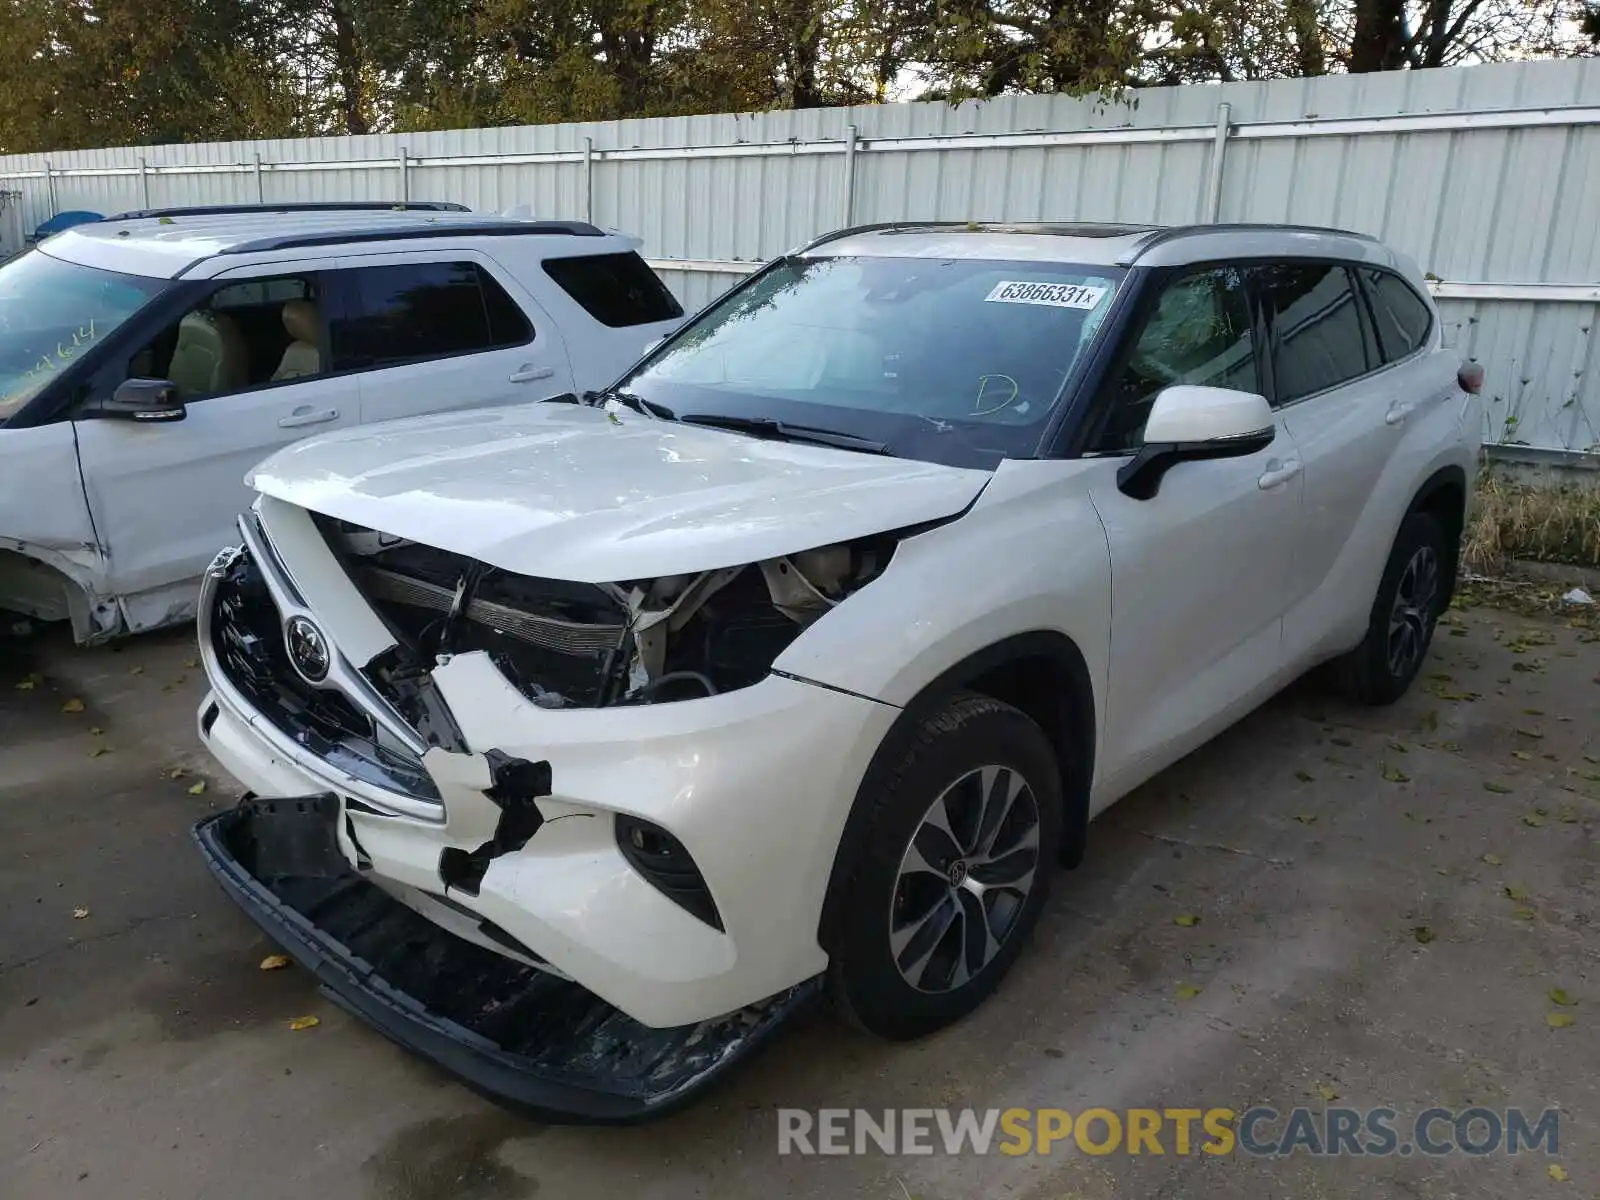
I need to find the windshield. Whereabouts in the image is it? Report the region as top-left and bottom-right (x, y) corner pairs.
(617, 255), (1124, 467)
(0, 251), (166, 423)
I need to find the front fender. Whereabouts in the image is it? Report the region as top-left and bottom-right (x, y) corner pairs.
(773, 458), (1113, 718)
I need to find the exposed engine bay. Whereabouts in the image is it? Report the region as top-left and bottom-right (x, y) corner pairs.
(312, 514), (898, 714)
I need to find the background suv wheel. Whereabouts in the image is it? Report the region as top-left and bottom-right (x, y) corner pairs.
(826, 692), (1062, 1040)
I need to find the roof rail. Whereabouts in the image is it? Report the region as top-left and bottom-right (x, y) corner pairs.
(219, 220), (606, 255)
(105, 201), (472, 220)
(797, 220), (1164, 254)
(1122, 221), (1379, 264)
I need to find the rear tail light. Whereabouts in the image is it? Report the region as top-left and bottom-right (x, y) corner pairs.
(1458, 363), (1484, 394)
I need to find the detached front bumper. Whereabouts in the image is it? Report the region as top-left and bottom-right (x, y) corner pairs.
(195, 793), (819, 1123)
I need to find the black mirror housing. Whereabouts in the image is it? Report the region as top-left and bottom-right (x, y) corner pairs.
(100, 379), (186, 423)
(1116, 427), (1275, 500)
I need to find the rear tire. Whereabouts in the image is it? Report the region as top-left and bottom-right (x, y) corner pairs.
(826, 693), (1062, 1040)
(1330, 511), (1447, 706)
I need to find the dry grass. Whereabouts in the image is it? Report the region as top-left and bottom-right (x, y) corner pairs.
(1465, 470), (1600, 573)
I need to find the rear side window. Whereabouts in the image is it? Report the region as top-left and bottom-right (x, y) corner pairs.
(331, 261), (531, 369)
(1254, 263), (1374, 404)
(1361, 268), (1433, 363)
(542, 252), (684, 328)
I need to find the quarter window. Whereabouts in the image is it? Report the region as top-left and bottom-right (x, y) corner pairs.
(1255, 263), (1373, 404)
(1093, 266), (1258, 452)
(541, 252), (684, 327)
(1361, 268), (1433, 363)
(331, 261), (532, 370)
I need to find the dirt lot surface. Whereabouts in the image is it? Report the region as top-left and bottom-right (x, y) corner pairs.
(2, 599), (1596, 1200)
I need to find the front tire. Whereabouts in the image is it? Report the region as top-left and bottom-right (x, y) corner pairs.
(826, 693), (1062, 1040)
(1331, 511), (1447, 706)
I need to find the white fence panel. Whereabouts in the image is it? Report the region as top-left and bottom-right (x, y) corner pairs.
(3, 59), (1598, 457)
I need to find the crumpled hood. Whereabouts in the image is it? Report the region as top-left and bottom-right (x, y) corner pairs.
(248, 404), (991, 581)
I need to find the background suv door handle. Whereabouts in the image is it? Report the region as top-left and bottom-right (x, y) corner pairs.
(1257, 457), (1303, 490)
(278, 406), (340, 429)
(1385, 402), (1415, 426)
(509, 364), (556, 384)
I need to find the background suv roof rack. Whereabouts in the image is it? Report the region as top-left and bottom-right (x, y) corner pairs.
(219, 220), (606, 255)
(105, 201), (472, 220)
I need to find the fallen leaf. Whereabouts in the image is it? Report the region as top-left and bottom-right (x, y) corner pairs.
(1512, 750), (1532, 761)
(1382, 763), (1410, 783)
(1174, 914), (1200, 927)
(1504, 885), (1530, 901)
(128, 665), (143, 675)
(184, 658), (199, 669)
(1420, 710), (1439, 731)
(1576, 770), (1600, 783)
(1295, 769), (1314, 783)
(1546, 1012), (1575, 1029)
(1513, 906), (1538, 921)
(1558, 809), (1579, 824)
(1481, 853), (1503, 865)
(88, 745), (110, 758)
(72, 906), (89, 919)
(287, 1015), (320, 1031)
(1413, 926), (1436, 944)
(14, 679), (35, 691)
(1330, 736), (1353, 748)
(168, 767), (186, 779)
(1549, 988), (1574, 1006)
(60, 698), (84, 713)
(1175, 984), (1203, 1000)
(88, 726), (103, 736)
(1389, 740), (1409, 753)
(187, 780), (206, 796)
(1547, 1164), (1568, 1182)
(1316, 1083), (1340, 1101)
(1448, 627), (1467, 637)
(1294, 813), (1318, 825)
(1523, 707), (1545, 716)
(1484, 781), (1513, 794)
(260, 954), (291, 971)
(1515, 727), (1544, 739)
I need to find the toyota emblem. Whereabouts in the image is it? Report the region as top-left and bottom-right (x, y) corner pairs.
(284, 615), (331, 684)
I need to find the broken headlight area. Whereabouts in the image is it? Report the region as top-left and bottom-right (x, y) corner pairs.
(314, 514), (898, 710)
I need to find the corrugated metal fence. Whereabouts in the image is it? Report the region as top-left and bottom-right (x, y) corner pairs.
(3, 59), (1599, 458)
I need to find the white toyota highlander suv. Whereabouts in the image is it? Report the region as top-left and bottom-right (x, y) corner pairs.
(193, 221), (1482, 1121)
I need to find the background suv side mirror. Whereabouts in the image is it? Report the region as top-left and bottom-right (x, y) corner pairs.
(1117, 384), (1275, 500)
(96, 379), (187, 423)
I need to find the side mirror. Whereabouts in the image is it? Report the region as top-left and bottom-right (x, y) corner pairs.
(97, 379), (187, 423)
(1116, 384), (1274, 500)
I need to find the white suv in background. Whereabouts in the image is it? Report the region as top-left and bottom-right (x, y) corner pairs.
(0, 202), (685, 642)
(193, 221), (1481, 1122)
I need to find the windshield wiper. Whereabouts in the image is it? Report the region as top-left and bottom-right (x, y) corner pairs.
(581, 388), (676, 420)
(679, 413), (890, 455)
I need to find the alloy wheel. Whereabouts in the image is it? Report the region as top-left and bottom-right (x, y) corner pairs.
(889, 765), (1042, 994)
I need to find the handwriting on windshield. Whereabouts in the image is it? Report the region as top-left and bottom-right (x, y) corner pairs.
(2, 319), (98, 414)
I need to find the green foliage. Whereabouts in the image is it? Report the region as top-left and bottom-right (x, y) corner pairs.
(0, 0), (1594, 153)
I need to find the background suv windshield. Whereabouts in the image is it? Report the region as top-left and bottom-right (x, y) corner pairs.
(0, 251), (166, 423)
(620, 255), (1124, 468)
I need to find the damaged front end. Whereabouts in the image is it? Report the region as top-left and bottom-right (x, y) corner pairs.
(312, 512), (899, 711)
(195, 502), (913, 1117)
(194, 793), (818, 1122)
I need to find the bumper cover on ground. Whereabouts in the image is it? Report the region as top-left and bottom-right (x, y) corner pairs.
(193, 794), (819, 1123)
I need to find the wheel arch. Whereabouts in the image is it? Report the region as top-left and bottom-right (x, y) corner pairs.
(0, 540), (118, 644)
(1406, 464), (1468, 605)
(817, 630), (1097, 956)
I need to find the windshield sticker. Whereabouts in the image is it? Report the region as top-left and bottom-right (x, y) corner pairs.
(984, 281), (1107, 310)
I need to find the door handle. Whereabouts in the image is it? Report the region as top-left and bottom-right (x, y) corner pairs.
(509, 364), (556, 384)
(1257, 457), (1303, 490)
(278, 407), (340, 429)
(1385, 402), (1414, 426)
